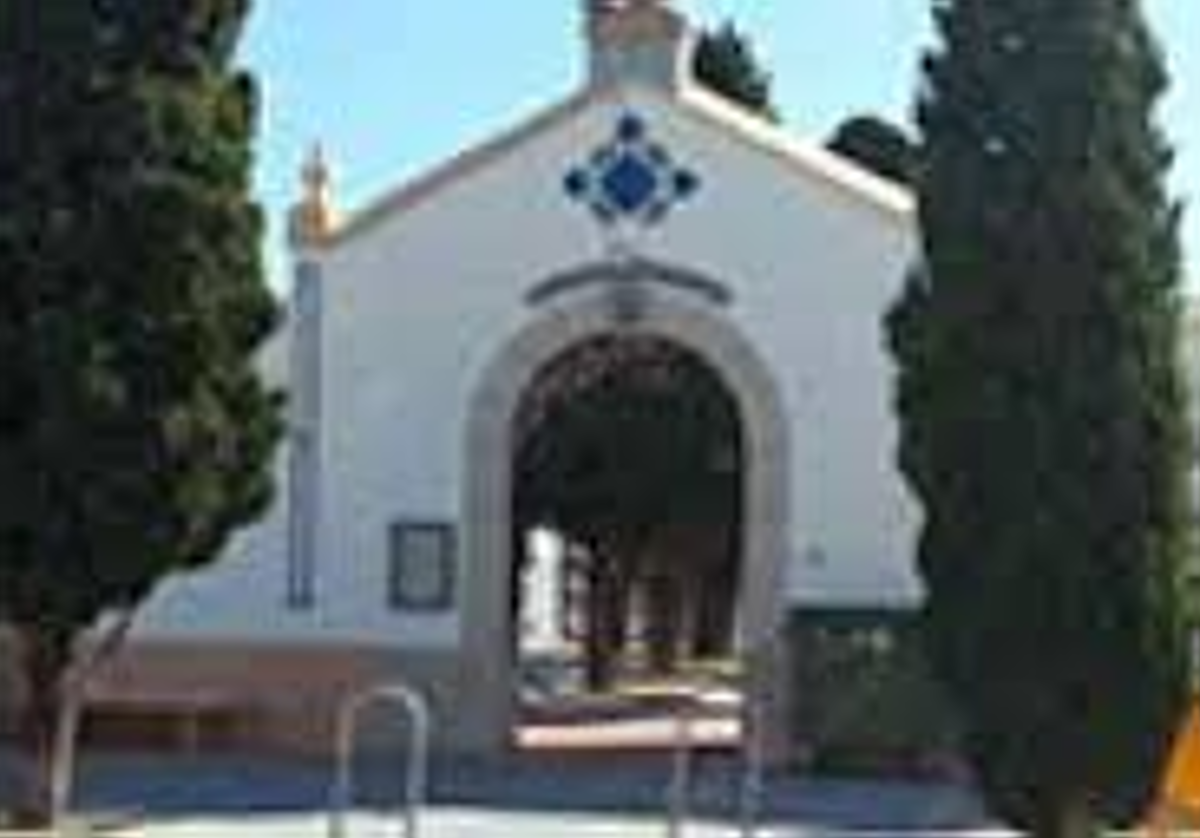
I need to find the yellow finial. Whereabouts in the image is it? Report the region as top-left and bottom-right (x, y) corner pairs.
(289, 143), (337, 249)
(303, 144), (330, 198)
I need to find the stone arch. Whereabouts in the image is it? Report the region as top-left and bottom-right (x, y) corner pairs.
(459, 264), (792, 759)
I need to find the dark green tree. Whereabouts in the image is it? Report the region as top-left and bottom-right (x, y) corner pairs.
(827, 114), (918, 186)
(515, 337), (741, 689)
(0, 0), (279, 822)
(890, 0), (1190, 835)
(693, 21), (779, 121)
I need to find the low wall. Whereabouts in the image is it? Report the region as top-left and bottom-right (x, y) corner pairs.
(46, 641), (464, 758)
(786, 607), (962, 776)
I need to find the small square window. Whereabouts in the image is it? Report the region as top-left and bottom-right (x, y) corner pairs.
(388, 522), (456, 612)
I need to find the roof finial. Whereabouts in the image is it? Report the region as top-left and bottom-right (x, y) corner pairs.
(586, 0), (671, 24)
(289, 143), (337, 250)
(585, 0), (691, 92)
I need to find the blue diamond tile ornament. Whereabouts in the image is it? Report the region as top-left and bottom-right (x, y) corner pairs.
(564, 112), (702, 227)
(602, 154), (658, 213)
(617, 113), (646, 142)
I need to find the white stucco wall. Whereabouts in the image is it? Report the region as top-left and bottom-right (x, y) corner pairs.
(139, 82), (924, 649)
(136, 319), (311, 640)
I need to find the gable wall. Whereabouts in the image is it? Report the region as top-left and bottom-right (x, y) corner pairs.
(139, 86), (923, 649)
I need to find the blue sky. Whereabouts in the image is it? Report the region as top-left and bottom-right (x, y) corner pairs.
(242, 1), (1199, 288)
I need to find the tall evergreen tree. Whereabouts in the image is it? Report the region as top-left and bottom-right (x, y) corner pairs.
(889, 0), (1190, 834)
(0, 0), (279, 821)
(693, 21), (779, 121)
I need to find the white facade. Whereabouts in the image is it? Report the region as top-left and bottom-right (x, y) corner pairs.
(126, 1), (926, 755)
(140, 84), (922, 636)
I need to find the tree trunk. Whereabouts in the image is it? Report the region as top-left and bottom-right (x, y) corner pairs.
(584, 555), (630, 693)
(1033, 797), (1101, 838)
(691, 562), (737, 659)
(584, 560), (613, 692)
(14, 625), (72, 828)
(645, 572), (681, 676)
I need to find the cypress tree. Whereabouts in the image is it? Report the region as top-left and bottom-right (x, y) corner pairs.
(889, 0), (1191, 834)
(693, 21), (779, 121)
(0, 0), (279, 821)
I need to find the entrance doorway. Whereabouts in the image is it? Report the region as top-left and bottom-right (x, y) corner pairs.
(511, 335), (744, 752)
(458, 270), (791, 762)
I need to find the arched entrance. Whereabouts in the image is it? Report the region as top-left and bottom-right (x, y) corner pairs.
(459, 263), (791, 760)
(512, 334), (744, 729)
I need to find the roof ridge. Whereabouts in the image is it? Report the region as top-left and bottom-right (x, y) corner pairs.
(678, 83), (914, 222)
(324, 81), (914, 252)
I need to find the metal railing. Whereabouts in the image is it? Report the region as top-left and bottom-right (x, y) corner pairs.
(663, 641), (774, 838)
(665, 690), (698, 838)
(737, 661), (768, 838)
(663, 685), (755, 838)
(50, 690), (85, 836)
(328, 682), (431, 838)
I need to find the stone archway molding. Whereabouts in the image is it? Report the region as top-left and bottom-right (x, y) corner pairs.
(459, 262), (793, 762)
(525, 257), (734, 309)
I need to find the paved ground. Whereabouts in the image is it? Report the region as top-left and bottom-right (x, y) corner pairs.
(518, 696), (741, 752)
(2, 750), (990, 836)
(127, 811), (1018, 838)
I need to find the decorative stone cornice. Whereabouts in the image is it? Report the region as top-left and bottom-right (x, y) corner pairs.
(525, 257), (733, 310)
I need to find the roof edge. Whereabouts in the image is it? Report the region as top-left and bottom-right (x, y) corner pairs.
(326, 86), (607, 250)
(322, 79), (916, 253)
(678, 83), (916, 224)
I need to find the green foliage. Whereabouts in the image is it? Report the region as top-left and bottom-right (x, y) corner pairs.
(788, 609), (960, 776)
(891, 0), (1191, 832)
(693, 21), (779, 121)
(514, 336), (742, 685)
(516, 337), (740, 554)
(826, 114), (918, 187)
(0, 0), (278, 816)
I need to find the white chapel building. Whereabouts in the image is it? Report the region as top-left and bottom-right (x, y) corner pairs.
(115, 0), (925, 757)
